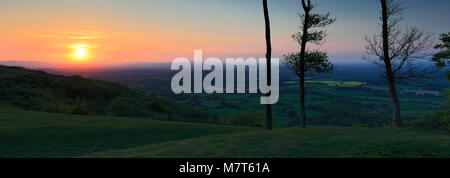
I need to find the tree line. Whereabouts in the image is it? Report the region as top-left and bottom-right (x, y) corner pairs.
(262, 0), (449, 130)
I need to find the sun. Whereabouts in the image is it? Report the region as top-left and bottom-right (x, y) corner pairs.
(75, 47), (87, 57)
(70, 44), (90, 61)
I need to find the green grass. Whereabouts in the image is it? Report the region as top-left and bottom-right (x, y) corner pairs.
(85, 127), (450, 158)
(0, 106), (258, 158)
(1, 106), (449, 158)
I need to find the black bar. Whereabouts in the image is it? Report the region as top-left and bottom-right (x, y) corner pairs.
(2, 158), (447, 177)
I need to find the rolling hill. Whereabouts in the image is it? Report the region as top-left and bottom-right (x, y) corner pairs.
(0, 65), (213, 123)
(1, 65), (449, 158)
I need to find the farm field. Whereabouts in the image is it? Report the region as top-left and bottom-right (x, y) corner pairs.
(176, 80), (446, 127)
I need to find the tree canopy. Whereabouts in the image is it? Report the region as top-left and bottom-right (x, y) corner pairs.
(283, 51), (334, 76)
(432, 32), (450, 80)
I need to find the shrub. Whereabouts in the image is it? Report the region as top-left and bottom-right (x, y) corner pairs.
(221, 111), (269, 127)
(352, 121), (369, 128)
(407, 110), (450, 130)
(149, 102), (166, 113)
(107, 97), (134, 117)
(354, 141), (449, 158)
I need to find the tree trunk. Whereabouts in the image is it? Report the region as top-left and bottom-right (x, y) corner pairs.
(380, 0), (402, 127)
(387, 77), (402, 126)
(299, 74), (306, 128)
(298, 0), (310, 128)
(263, 0), (273, 130)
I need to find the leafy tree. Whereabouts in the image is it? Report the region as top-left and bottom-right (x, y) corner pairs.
(284, 51), (334, 76)
(262, 0), (273, 130)
(364, 0), (434, 127)
(283, 0), (335, 128)
(432, 32), (450, 80)
(432, 33), (450, 110)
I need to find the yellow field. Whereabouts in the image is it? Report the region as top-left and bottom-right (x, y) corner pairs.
(285, 80), (367, 87)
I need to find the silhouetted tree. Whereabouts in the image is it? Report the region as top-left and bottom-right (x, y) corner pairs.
(364, 0), (434, 127)
(433, 32), (450, 107)
(262, 0), (273, 130)
(284, 0), (335, 128)
(432, 32), (450, 80)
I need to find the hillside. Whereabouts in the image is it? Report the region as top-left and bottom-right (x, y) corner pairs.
(85, 128), (450, 158)
(0, 65), (212, 123)
(0, 106), (256, 157)
(76, 65), (447, 127)
(1, 106), (448, 158)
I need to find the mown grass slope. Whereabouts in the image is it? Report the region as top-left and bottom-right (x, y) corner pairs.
(86, 127), (450, 158)
(0, 106), (257, 158)
(1, 106), (449, 158)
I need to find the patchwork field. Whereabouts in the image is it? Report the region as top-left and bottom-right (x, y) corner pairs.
(177, 80), (446, 127)
(285, 80), (367, 87)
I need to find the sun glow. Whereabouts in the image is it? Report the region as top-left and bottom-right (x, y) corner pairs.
(70, 44), (90, 61)
(76, 47), (87, 57)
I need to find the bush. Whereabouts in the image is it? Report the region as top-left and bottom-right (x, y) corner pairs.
(149, 102), (166, 113)
(407, 110), (450, 130)
(107, 97), (134, 117)
(354, 141), (449, 158)
(73, 100), (100, 115)
(220, 111), (272, 128)
(352, 122), (369, 128)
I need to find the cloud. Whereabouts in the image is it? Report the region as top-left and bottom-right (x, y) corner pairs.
(37, 30), (103, 40)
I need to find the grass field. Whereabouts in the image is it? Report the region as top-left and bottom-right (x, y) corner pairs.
(1, 106), (449, 158)
(0, 105), (257, 157)
(178, 80), (445, 127)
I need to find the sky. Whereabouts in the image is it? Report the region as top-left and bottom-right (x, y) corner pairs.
(0, 0), (449, 67)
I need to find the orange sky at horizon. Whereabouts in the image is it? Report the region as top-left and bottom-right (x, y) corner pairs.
(0, 25), (363, 67)
(0, 27), (272, 67)
(0, 0), (365, 68)
(0, 1), (279, 67)
(2, 0), (448, 68)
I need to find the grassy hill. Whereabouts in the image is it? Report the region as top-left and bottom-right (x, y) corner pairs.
(1, 65), (448, 158)
(0, 105), (255, 157)
(0, 65), (212, 123)
(1, 106), (448, 158)
(84, 128), (450, 158)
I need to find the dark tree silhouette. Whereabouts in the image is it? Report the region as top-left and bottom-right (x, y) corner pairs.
(365, 0), (434, 127)
(284, 51), (334, 77)
(284, 0), (335, 128)
(262, 0), (273, 130)
(433, 32), (450, 107)
(432, 32), (450, 80)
